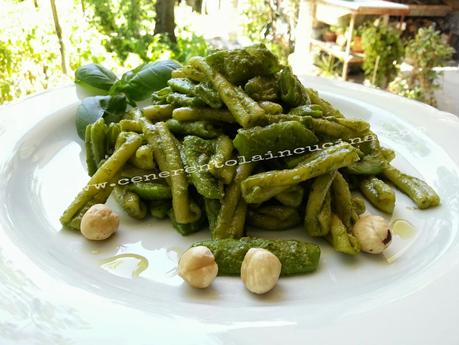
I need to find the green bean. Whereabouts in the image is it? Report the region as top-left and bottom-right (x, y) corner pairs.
(305, 172), (336, 237)
(241, 143), (360, 204)
(113, 186), (147, 220)
(166, 92), (206, 108)
(120, 119), (143, 133)
(168, 209), (207, 236)
(329, 117), (370, 133)
(309, 118), (356, 139)
(283, 152), (311, 169)
(318, 191), (332, 235)
(141, 120), (201, 224)
(192, 237), (321, 276)
(279, 66), (309, 107)
(233, 121), (318, 160)
(327, 214), (360, 255)
(248, 205), (301, 230)
(190, 56), (265, 128)
(106, 122), (121, 155)
(167, 77), (196, 95)
(205, 198), (221, 234)
(90, 118), (107, 166)
(85, 124), (97, 176)
(129, 144), (156, 170)
(263, 114), (312, 127)
(205, 44), (281, 84)
(380, 147), (396, 162)
(212, 163), (255, 239)
(360, 176), (396, 214)
(244, 75), (279, 101)
(114, 131), (144, 151)
(121, 165), (158, 179)
(242, 184), (293, 205)
(166, 118), (221, 139)
(227, 199), (248, 238)
(142, 104), (174, 122)
(60, 132), (143, 226)
(67, 179), (115, 230)
(212, 70), (266, 127)
(305, 88), (344, 118)
(171, 65), (206, 82)
(350, 194), (366, 224)
(151, 87), (172, 105)
(274, 184), (304, 207)
(332, 171), (354, 229)
(182, 135), (223, 199)
(194, 82), (223, 109)
(127, 181), (171, 200)
(289, 104), (323, 117)
(258, 101), (283, 114)
(208, 135), (235, 184)
(172, 107), (235, 123)
(346, 152), (387, 175)
(148, 199), (171, 219)
(382, 165), (440, 209)
(357, 131), (380, 154)
(352, 194), (366, 215)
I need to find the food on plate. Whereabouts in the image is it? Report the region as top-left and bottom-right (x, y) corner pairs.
(352, 215), (392, 254)
(62, 44), (441, 291)
(178, 246), (218, 288)
(241, 248), (282, 294)
(191, 237), (321, 276)
(80, 204), (119, 240)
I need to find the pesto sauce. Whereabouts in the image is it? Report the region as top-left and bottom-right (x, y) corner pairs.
(192, 237), (320, 276)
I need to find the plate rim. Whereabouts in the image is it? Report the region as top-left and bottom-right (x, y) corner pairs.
(1, 77), (459, 345)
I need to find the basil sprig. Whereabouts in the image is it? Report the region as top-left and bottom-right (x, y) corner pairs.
(75, 94), (127, 140)
(110, 60), (181, 102)
(75, 63), (119, 94)
(74, 59), (181, 140)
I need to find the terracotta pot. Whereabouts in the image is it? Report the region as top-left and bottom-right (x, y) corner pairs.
(352, 36), (364, 53)
(323, 31), (337, 43)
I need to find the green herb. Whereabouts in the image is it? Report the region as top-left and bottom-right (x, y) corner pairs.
(388, 26), (455, 106)
(110, 60), (181, 102)
(75, 63), (118, 94)
(361, 22), (404, 88)
(75, 94), (127, 139)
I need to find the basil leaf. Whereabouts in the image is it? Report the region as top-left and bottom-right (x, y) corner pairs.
(75, 95), (127, 140)
(111, 59), (181, 102)
(75, 63), (119, 94)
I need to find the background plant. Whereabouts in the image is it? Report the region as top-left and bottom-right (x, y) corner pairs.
(0, 0), (209, 104)
(241, 0), (300, 64)
(361, 22), (404, 88)
(389, 26), (455, 106)
(313, 52), (341, 78)
(84, 0), (156, 62)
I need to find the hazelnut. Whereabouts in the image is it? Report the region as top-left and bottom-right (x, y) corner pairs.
(80, 204), (119, 240)
(352, 215), (392, 254)
(241, 248), (282, 294)
(178, 246), (218, 288)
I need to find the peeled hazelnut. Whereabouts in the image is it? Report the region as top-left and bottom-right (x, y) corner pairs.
(178, 246), (218, 288)
(80, 204), (119, 240)
(241, 248), (282, 295)
(352, 215), (392, 254)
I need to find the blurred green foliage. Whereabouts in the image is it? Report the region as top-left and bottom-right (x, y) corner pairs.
(0, 0), (210, 104)
(85, 0), (156, 62)
(389, 26), (455, 106)
(241, 0), (299, 64)
(361, 22), (404, 88)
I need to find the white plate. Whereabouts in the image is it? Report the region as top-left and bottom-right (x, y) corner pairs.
(1, 76), (459, 345)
